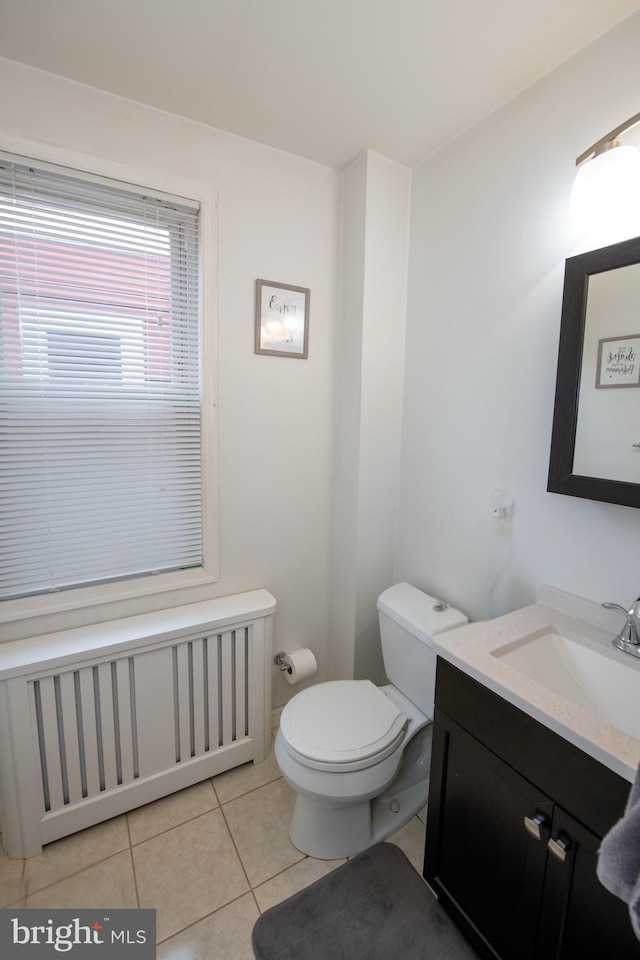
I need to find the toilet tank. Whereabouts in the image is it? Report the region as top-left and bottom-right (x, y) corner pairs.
(377, 582), (468, 717)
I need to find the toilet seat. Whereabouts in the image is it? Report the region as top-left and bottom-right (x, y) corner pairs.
(280, 680), (408, 772)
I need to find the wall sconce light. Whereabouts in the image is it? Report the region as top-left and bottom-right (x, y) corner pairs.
(570, 111), (640, 239)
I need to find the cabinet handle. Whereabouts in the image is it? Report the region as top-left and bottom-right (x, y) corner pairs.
(548, 835), (571, 862)
(524, 813), (548, 840)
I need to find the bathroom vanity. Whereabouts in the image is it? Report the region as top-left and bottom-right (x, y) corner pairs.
(423, 589), (640, 960)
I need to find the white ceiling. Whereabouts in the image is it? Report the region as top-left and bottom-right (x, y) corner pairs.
(0, 0), (638, 169)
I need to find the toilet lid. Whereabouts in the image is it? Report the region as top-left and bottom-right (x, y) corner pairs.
(280, 679), (408, 767)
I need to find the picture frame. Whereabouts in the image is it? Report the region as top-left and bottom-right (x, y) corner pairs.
(255, 279), (310, 358)
(596, 334), (640, 388)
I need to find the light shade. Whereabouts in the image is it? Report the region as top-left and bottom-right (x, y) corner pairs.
(570, 110), (640, 242)
(570, 143), (640, 239)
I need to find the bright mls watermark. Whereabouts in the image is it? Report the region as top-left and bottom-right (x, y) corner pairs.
(0, 910), (156, 959)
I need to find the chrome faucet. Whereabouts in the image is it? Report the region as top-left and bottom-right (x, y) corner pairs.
(602, 600), (640, 659)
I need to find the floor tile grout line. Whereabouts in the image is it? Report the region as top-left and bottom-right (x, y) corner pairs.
(125, 814), (142, 909)
(250, 852), (320, 910)
(217, 794), (255, 896)
(154, 890), (258, 947)
(128, 803), (220, 849)
(212, 771), (284, 808)
(210, 774), (222, 808)
(249, 888), (262, 917)
(127, 846), (140, 910)
(21, 847), (134, 904)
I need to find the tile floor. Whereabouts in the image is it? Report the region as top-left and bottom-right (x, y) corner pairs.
(0, 740), (428, 960)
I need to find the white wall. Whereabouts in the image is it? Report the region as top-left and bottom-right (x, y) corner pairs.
(332, 152), (411, 683)
(397, 11), (640, 624)
(0, 58), (341, 707)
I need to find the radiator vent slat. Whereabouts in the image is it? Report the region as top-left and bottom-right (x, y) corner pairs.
(207, 634), (220, 750)
(192, 639), (206, 759)
(111, 661), (123, 786)
(97, 662), (118, 792)
(129, 657), (140, 779)
(216, 635), (224, 746)
(39, 678), (65, 812)
(172, 646), (180, 764)
(188, 642), (196, 758)
(56, 673), (78, 805)
(236, 628), (248, 739)
(73, 671), (88, 800)
(114, 658), (136, 785)
(174, 642), (191, 764)
(33, 681), (51, 813)
(221, 631), (234, 746)
(79, 667), (101, 798)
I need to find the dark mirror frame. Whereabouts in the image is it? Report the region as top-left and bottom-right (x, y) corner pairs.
(548, 235), (640, 508)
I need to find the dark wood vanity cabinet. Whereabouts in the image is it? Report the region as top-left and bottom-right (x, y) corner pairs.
(424, 659), (640, 960)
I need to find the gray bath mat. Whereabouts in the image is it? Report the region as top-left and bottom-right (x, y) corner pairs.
(251, 842), (479, 959)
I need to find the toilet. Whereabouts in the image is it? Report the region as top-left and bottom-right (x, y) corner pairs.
(274, 582), (468, 859)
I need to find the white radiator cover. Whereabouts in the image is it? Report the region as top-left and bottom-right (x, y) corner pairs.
(0, 589), (276, 858)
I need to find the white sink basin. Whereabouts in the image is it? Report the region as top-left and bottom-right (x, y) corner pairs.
(492, 628), (640, 740)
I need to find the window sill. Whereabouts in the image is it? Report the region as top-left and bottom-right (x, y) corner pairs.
(0, 567), (218, 625)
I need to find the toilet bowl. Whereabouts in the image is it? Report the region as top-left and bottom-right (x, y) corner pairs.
(275, 582), (467, 859)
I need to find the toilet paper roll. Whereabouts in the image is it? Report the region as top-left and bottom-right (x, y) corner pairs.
(282, 648), (317, 684)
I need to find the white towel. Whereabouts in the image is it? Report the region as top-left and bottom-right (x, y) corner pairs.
(597, 761), (640, 940)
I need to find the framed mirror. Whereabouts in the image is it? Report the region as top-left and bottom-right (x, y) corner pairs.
(548, 235), (640, 508)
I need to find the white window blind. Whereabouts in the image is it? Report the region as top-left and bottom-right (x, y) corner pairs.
(0, 155), (202, 601)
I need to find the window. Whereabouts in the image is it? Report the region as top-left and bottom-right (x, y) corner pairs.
(0, 154), (203, 602)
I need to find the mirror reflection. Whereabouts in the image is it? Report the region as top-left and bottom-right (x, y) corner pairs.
(574, 262), (640, 482)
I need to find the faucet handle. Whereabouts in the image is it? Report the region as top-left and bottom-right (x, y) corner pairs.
(602, 601), (631, 617)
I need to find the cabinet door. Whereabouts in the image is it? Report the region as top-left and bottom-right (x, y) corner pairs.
(536, 806), (640, 960)
(426, 716), (551, 960)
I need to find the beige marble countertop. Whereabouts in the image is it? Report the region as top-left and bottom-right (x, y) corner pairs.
(430, 585), (640, 784)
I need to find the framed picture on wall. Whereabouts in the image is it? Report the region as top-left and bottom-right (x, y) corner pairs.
(596, 334), (640, 388)
(255, 279), (310, 358)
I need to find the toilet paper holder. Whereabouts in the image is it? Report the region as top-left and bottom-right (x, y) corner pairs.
(274, 648), (318, 684)
(274, 651), (292, 673)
